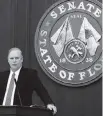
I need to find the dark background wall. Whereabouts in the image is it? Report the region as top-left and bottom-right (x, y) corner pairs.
(0, 0), (102, 116)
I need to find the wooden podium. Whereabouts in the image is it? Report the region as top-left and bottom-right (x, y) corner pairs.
(0, 105), (53, 116)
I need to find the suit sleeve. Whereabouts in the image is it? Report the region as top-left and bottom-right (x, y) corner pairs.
(31, 70), (54, 106)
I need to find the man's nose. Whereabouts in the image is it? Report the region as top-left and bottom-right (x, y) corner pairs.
(13, 58), (16, 62)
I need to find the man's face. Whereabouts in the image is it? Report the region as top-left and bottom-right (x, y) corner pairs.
(8, 50), (23, 72)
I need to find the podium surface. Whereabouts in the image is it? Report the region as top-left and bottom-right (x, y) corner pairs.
(0, 105), (53, 116)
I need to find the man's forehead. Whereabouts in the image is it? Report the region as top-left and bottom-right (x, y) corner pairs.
(8, 49), (21, 56)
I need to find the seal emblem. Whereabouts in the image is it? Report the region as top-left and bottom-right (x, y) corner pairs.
(35, 0), (102, 87)
(64, 39), (86, 64)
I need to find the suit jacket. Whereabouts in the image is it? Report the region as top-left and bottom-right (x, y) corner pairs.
(0, 67), (53, 106)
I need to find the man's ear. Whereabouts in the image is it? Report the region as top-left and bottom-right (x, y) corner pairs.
(21, 56), (23, 62)
(7, 57), (9, 63)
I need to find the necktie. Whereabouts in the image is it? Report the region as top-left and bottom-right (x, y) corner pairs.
(4, 73), (15, 105)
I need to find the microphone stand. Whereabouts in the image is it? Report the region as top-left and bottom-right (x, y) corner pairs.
(13, 77), (23, 106)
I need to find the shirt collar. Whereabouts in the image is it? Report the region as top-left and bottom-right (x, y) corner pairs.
(10, 67), (22, 75)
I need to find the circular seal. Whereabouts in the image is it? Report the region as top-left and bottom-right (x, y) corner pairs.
(64, 39), (87, 64)
(35, 0), (102, 87)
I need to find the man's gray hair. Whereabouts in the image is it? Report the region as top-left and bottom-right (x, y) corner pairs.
(8, 47), (23, 57)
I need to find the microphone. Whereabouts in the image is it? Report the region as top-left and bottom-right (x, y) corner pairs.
(13, 77), (23, 106)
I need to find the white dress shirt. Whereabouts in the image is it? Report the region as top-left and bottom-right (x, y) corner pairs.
(2, 67), (21, 106)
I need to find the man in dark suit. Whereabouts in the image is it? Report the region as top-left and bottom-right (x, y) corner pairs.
(0, 47), (57, 114)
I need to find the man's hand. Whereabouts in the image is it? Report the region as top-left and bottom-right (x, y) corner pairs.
(47, 104), (57, 115)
